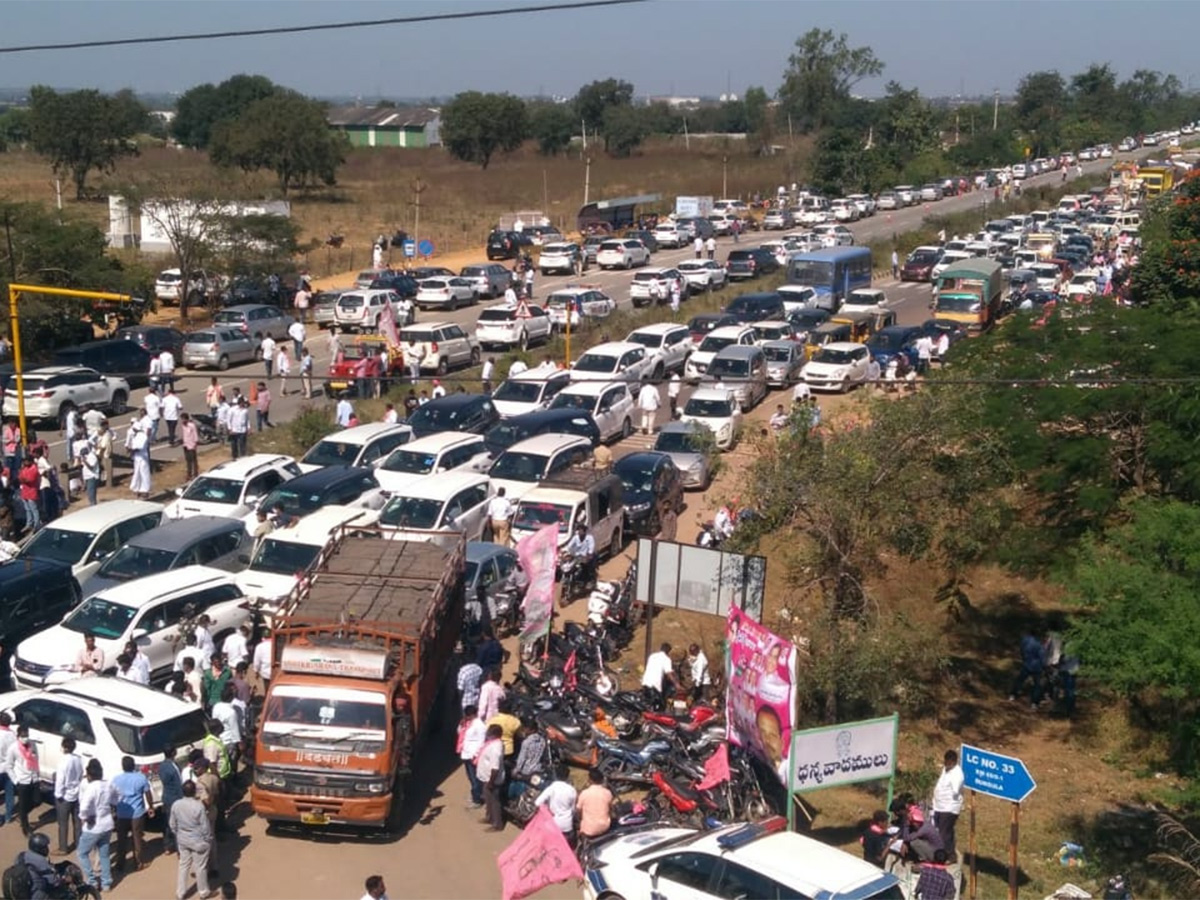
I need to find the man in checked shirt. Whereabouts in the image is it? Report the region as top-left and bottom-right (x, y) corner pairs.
(457, 655), (482, 713)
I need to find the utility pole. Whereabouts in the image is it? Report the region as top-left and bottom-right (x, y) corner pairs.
(993, 89), (999, 132)
(722, 155), (728, 199)
(583, 157), (591, 208)
(683, 117), (690, 151)
(543, 169), (549, 214)
(581, 118), (587, 154)
(412, 179), (426, 260)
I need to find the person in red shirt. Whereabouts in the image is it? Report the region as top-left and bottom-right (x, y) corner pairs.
(17, 455), (40, 534)
(255, 384), (272, 432)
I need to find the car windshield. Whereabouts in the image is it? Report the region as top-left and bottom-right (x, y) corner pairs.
(708, 358), (749, 378)
(379, 496), (442, 529)
(95, 545), (176, 580)
(698, 336), (736, 353)
(63, 596), (138, 639)
(158, 272), (181, 283)
(813, 348), (860, 365)
(408, 403), (468, 430)
(489, 451), (549, 482)
(549, 394), (594, 412)
(870, 332), (910, 351)
(763, 346), (792, 362)
(685, 398), (733, 417)
(301, 440), (360, 467)
(573, 353), (617, 373)
(789, 261), (833, 285)
(380, 449), (437, 475)
(908, 251), (938, 264)
(20, 527), (96, 565)
(625, 333), (662, 349)
(212, 312), (246, 325)
(478, 309), (516, 323)
(754, 327), (787, 341)
(261, 484), (328, 516)
(250, 538), (321, 575)
(614, 463), (656, 493)
(263, 687), (388, 741)
(187, 332), (216, 344)
(493, 381), (542, 403)
(514, 502), (571, 533)
(181, 476), (242, 504)
(655, 431), (700, 453)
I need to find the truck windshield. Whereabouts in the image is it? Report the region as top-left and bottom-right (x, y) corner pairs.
(263, 686), (388, 738)
(936, 295), (982, 313)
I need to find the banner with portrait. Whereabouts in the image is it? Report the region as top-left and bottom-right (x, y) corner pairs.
(725, 605), (797, 786)
(517, 524), (558, 643)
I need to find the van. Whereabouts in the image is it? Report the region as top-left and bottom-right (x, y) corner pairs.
(18, 500), (164, 583)
(510, 468), (624, 557)
(702, 345), (769, 410)
(0, 560), (82, 689)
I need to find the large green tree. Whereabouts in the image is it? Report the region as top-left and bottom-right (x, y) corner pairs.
(528, 102), (575, 156)
(439, 91), (528, 169)
(1014, 70), (1067, 157)
(1129, 170), (1200, 310)
(209, 93), (346, 195)
(27, 86), (146, 199)
(574, 78), (634, 140)
(172, 74), (280, 149)
(777, 28), (883, 132)
(600, 104), (647, 158)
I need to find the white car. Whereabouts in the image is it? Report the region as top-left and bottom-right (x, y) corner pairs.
(548, 381), (635, 444)
(490, 367), (571, 417)
(596, 239), (650, 270)
(629, 268), (687, 308)
(474, 303), (554, 350)
(14, 566), (250, 689)
(582, 819), (902, 900)
(652, 223), (686, 248)
(2, 367), (131, 426)
(377, 471), (493, 543)
(570, 341), (655, 384)
(18, 500), (164, 583)
(895, 185), (917, 204)
(298, 423), (413, 473)
(842, 288), (888, 313)
(707, 213), (736, 235)
(679, 387), (742, 450)
(684, 325), (756, 383)
(625, 323), (693, 376)
(931, 249), (972, 280)
(830, 198), (860, 222)
(1099, 144), (1114, 158)
(848, 193), (876, 216)
(801, 341), (871, 392)
(797, 198), (830, 225)
(1011, 164), (1028, 180)
(487, 434), (593, 500)
(749, 320), (797, 344)
(537, 242), (582, 275)
(2, 679), (211, 808)
(165, 454), (302, 519)
(812, 223), (855, 246)
(677, 259), (728, 292)
(876, 191), (901, 210)
(777, 284), (818, 316)
(374, 432), (491, 494)
(544, 288), (616, 331)
(333, 289), (404, 331)
(414, 277), (477, 311)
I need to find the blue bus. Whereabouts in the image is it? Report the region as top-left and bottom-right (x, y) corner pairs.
(786, 247), (873, 309)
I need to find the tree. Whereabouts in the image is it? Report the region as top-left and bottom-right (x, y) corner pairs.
(528, 103), (575, 156)
(27, 86), (146, 199)
(878, 82), (939, 161)
(1069, 63), (1118, 122)
(574, 78), (634, 139)
(743, 86), (775, 152)
(209, 93), (346, 195)
(600, 104), (647, 158)
(1129, 171), (1200, 311)
(439, 91), (528, 169)
(1014, 70), (1066, 156)
(777, 28), (883, 132)
(172, 74), (280, 149)
(0, 108), (31, 151)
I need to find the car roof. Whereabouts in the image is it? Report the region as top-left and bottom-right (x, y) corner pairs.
(713, 345), (762, 359)
(614, 451), (669, 472)
(37, 500), (162, 534)
(717, 830), (900, 897)
(320, 423), (410, 445)
(753, 320), (792, 329)
(89, 564), (237, 605)
(19, 366), (101, 378)
(688, 387), (735, 402)
(404, 321), (458, 330)
(197, 454), (295, 481)
(217, 304), (276, 313)
(558, 380), (627, 398)
(39, 676), (207, 722)
(705, 326), (753, 339)
(658, 420), (704, 435)
(417, 393), (489, 410)
(0, 557), (75, 586)
(126, 514), (245, 549)
(820, 341), (868, 352)
(504, 433), (591, 453)
(397, 431), (485, 453)
(465, 540), (517, 565)
(628, 322), (688, 336)
(578, 341), (642, 356)
(287, 465), (374, 488)
(264, 505), (379, 545)
(387, 470), (490, 499)
(506, 408), (597, 427)
(508, 367), (568, 383)
(761, 340), (798, 352)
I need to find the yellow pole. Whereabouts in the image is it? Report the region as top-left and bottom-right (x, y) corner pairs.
(8, 284), (134, 445)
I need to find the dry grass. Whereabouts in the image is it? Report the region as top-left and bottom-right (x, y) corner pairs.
(0, 136), (812, 278)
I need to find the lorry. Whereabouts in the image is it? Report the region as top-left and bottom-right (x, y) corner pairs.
(932, 258), (1003, 334)
(250, 525), (466, 831)
(675, 196), (714, 219)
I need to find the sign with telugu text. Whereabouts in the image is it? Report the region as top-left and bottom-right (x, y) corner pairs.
(789, 714), (898, 792)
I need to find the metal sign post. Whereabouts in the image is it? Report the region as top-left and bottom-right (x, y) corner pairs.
(960, 743), (1036, 900)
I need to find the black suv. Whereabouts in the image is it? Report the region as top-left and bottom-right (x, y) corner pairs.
(486, 230), (533, 261)
(369, 272), (420, 299)
(222, 277), (297, 308)
(114, 326), (186, 366)
(54, 340), (154, 388)
(484, 408), (601, 457)
(725, 248), (780, 280)
(0, 560), (81, 690)
(612, 451), (684, 537)
(254, 466), (382, 519)
(406, 394), (500, 439)
(724, 292), (786, 324)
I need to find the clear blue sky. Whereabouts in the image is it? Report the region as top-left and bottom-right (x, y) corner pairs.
(0, 0), (1196, 102)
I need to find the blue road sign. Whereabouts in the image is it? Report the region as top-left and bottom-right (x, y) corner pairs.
(402, 240), (416, 258)
(960, 743), (1037, 803)
(418, 238), (435, 257)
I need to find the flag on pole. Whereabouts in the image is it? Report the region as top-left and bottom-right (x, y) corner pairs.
(518, 524), (558, 645)
(496, 806), (583, 900)
(378, 299), (402, 350)
(696, 743), (731, 790)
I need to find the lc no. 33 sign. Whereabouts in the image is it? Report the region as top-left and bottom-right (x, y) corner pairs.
(960, 743), (1037, 803)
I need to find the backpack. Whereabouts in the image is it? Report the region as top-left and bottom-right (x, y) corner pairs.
(1, 857), (33, 900)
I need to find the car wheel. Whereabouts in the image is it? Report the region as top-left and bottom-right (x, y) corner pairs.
(109, 392), (128, 415)
(840, 377), (849, 393)
(653, 363), (664, 381)
(470, 348), (481, 366)
(217, 355), (230, 371)
(436, 358), (449, 376)
(621, 417), (632, 439)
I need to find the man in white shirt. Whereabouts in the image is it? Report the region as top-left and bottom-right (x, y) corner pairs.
(693, 235), (704, 259)
(260, 335), (277, 378)
(488, 487), (514, 546)
(686, 643), (711, 702)
(143, 389), (162, 445)
(503, 284), (518, 308)
(174, 635), (207, 673)
(382, 403), (399, 425)
(480, 357), (495, 393)
(222, 625), (250, 670)
(914, 334), (935, 375)
(508, 359), (528, 376)
(636, 381), (661, 435)
(251, 632), (273, 690)
(932, 749), (965, 860)
(431, 379), (446, 400)
(194, 616), (216, 660)
(641, 643), (678, 710)
(148, 354), (162, 395)
(288, 319), (307, 361)
(211, 688), (242, 750)
(336, 396), (354, 428)
(535, 778), (578, 835)
(227, 398), (250, 459)
(792, 379), (811, 405)
(161, 386), (183, 446)
(705, 236), (716, 260)
(78, 758), (115, 893)
(158, 349), (176, 393)
(54, 736), (84, 853)
(360, 875), (389, 900)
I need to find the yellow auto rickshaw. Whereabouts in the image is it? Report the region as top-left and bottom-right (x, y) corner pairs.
(804, 322), (852, 359)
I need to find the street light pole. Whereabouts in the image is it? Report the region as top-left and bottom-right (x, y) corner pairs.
(722, 155), (728, 198)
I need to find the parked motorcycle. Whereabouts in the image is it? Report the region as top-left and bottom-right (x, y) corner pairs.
(489, 568), (527, 638)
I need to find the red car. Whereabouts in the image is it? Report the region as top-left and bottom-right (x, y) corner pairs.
(900, 247), (941, 282)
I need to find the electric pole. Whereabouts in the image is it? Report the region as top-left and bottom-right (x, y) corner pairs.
(583, 157), (592, 208)
(412, 179), (426, 261)
(722, 155), (728, 199)
(993, 89), (1000, 132)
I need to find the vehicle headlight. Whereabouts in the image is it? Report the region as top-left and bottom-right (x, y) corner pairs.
(254, 770), (287, 789)
(628, 501), (652, 513)
(687, 460), (703, 473)
(354, 779), (387, 794)
(718, 425), (731, 439)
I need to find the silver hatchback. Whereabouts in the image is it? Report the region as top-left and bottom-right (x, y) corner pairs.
(182, 328), (258, 370)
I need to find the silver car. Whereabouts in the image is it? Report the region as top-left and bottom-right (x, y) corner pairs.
(652, 421), (711, 490)
(182, 328), (258, 370)
(313, 289), (350, 330)
(761, 339), (805, 387)
(212, 304), (296, 341)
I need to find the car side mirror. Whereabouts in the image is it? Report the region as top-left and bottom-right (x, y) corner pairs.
(245, 495), (260, 506)
(647, 863), (659, 888)
(174, 487), (185, 497)
(237, 554), (251, 565)
(131, 628), (148, 641)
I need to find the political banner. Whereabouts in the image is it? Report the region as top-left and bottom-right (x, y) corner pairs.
(496, 805), (583, 900)
(517, 524), (558, 644)
(789, 713), (899, 792)
(725, 605), (796, 786)
(377, 298), (402, 350)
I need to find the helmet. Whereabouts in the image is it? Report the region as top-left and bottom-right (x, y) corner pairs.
(27, 832), (50, 857)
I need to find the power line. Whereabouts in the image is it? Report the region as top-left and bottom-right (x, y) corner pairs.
(0, 0), (647, 54)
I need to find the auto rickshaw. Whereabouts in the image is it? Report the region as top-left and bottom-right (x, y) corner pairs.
(830, 308), (893, 342)
(804, 321), (852, 359)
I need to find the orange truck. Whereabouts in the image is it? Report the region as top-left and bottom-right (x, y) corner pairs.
(250, 526), (465, 831)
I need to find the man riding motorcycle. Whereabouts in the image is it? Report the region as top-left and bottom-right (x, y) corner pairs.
(561, 521), (596, 594)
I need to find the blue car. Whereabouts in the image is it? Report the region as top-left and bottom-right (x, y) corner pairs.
(866, 325), (923, 369)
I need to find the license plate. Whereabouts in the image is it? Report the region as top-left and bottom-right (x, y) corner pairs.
(300, 812), (329, 826)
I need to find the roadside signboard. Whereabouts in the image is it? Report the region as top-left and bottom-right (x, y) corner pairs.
(418, 239), (435, 257)
(402, 240), (416, 258)
(960, 743), (1037, 803)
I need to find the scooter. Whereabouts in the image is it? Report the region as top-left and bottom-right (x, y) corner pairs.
(695, 522), (723, 549)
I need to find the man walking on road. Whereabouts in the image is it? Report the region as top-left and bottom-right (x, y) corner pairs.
(705, 236), (716, 260)
(488, 487), (513, 546)
(637, 381), (661, 435)
(667, 372), (681, 418)
(476, 724), (505, 831)
(180, 413), (200, 480)
(144, 389), (162, 445)
(288, 319), (306, 362)
(891, 248), (899, 279)
(162, 386), (182, 446)
(693, 235), (704, 259)
(228, 397), (250, 459)
(170, 781), (213, 900)
(300, 348), (314, 399)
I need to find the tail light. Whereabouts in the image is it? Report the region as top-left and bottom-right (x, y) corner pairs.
(211, 344), (220, 352)
(430, 342), (439, 353)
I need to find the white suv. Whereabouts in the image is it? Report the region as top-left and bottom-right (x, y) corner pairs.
(2, 367), (131, 426)
(684, 325), (756, 383)
(18, 500), (164, 583)
(13, 567), (250, 688)
(374, 431), (491, 494)
(625, 323), (693, 377)
(1, 678), (210, 807)
(570, 341), (655, 384)
(165, 454), (302, 519)
(548, 381), (635, 444)
(333, 289), (403, 332)
(474, 303), (554, 351)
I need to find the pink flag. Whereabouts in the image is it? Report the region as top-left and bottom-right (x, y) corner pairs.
(378, 298), (401, 349)
(696, 743), (730, 790)
(497, 805), (583, 900)
(517, 524), (559, 644)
